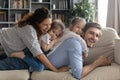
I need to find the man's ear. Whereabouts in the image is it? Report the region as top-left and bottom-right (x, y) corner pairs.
(99, 31), (102, 38)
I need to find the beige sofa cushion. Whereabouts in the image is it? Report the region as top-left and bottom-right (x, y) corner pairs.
(81, 63), (120, 80)
(115, 39), (120, 64)
(84, 28), (120, 64)
(0, 70), (29, 80)
(31, 70), (76, 80)
(31, 64), (120, 80)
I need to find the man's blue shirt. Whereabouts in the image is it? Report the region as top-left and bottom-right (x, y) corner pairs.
(48, 38), (83, 79)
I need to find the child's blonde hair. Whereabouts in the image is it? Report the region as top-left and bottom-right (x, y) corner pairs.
(70, 17), (86, 26)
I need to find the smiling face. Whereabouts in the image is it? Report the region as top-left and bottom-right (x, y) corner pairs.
(83, 27), (101, 48)
(38, 18), (52, 35)
(48, 26), (63, 40)
(70, 17), (86, 36)
(70, 22), (85, 35)
(49, 19), (65, 40)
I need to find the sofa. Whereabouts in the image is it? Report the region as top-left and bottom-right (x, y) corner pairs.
(0, 27), (120, 80)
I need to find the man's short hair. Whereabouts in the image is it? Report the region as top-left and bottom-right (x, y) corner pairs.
(82, 22), (102, 33)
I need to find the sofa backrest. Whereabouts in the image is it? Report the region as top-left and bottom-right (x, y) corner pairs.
(84, 27), (120, 64)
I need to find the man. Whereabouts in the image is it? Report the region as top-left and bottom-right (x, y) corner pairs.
(47, 22), (111, 79)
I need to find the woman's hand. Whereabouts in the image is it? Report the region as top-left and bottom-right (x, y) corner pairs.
(57, 66), (69, 72)
(9, 51), (25, 59)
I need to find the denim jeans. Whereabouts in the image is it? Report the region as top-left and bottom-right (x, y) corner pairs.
(0, 52), (7, 60)
(0, 48), (44, 71)
(0, 57), (28, 70)
(23, 48), (44, 72)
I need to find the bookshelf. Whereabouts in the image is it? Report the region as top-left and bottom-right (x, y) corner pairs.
(51, 0), (71, 25)
(31, 0), (51, 11)
(0, 0), (72, 28)
(31, 0), (71, 25)
(0, 0), (30, 28)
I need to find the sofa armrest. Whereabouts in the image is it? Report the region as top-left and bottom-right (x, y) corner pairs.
(114, 39), (120, 64)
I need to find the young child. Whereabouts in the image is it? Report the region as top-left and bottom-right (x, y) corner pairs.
(40, 19), (65, 54)
(10, 19), (66, 72)
(69, 17), (86, 36)
(69, 17), (88, 59)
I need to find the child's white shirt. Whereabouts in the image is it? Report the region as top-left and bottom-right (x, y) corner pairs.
(41, 33), (51, 44)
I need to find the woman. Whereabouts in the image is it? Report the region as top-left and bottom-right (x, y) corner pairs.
(11, 19), (66, 72)
(0, 7), (67, 72)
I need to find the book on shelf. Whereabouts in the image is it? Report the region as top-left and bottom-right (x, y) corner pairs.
(24, 0), (29, 8)
(15, 13), (22, 22)
(10, 0), (29, 8)
(0, 11), (7, 21)
(52, 0), (68, 10)
(0, 0), (8, 8)
(58, 0), (68, 9)
(52, 13), (65, 22)
(10, 13), (26, 22)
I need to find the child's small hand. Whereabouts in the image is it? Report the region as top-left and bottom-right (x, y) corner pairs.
(82, 53), (88, 59)
(9, 51), (25, 59)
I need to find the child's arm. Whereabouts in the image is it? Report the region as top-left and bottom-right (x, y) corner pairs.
(41, 38), (58, 52)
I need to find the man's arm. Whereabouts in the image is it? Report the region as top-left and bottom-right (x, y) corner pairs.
(66, 38), (111, 79)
